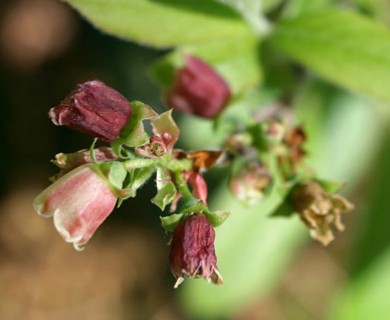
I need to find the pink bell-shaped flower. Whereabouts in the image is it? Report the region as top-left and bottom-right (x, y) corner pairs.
(33, 164), (117, 251)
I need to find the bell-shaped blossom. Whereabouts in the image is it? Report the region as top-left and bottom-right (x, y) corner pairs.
(165, 55), (231, 118)
(49, 80), (131, 141)
(169, 213), (223, 288)
(33, 164), (117, 250)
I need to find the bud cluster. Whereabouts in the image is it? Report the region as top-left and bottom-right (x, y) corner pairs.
(34, 79), (226, 287)
(33, 58), (354, 289)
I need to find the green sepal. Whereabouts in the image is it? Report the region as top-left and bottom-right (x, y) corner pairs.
(204, 210), (231, 227)
(151, 109), (179, 151)
(271, 199), (296, 218)
(115, 101), (157, 148)
(315, 178), (345, 193)
(98, 161), (127, 190)
(179, 200), (208, 215)
(151, 181), (177, 211)
(118, 166), (156, 202)
(270, 180), (299, 218)
(151, 167), (177, 210)
(160, 213), (184, 232)
(89, 138), (98, 163)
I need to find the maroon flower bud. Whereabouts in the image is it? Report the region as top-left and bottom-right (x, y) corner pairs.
(49, 80), (131, 141)
(169, 213), (223, 288)
(166, 55), (231, 118)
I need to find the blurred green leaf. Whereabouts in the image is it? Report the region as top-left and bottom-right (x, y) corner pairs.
(271, 9), (390, 103)
(294, 80), (385, 183)
(329, 135), (390, 317)
(65, 0), (251, 47)
(329, 248), (390, 320)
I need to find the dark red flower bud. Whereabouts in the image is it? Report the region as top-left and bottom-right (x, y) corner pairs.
(166, 55), (231, 118)
(49, 80), (131, 141)
(169, 213), (223, 288)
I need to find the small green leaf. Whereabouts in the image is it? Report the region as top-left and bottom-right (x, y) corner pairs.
(160, 213), (184, 232)
(152, 181), (177, 210)
(101, 161), (127, 190)
(271, 9), (390, 103)
(151, 167), (177, 210)
(271, 199), (295, 217)
(315, 178), (345, 193)
(65, 0), (251, 48)
(129, 166), (156, 191)
(151, 109), (180, 151)
(179, 200), (208, 214)
(117, 101), (157, 148)
(204, 210), (230, 227)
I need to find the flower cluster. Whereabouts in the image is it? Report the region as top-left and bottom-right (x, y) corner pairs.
(34, 76), (226, 287)
(33, 55), (354, 288)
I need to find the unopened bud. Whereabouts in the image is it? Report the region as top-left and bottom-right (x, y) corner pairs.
(49, 80), (131, 141)
(165, 55), (231, 118)
(169, 213), (223, 288)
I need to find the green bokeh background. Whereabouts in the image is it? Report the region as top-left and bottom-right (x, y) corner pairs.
(1, 0), (390, 319)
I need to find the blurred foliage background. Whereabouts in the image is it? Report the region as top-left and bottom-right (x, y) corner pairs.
(1, 0), (390, 319)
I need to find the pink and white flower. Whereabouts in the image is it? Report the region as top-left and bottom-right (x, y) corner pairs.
(33, 164), (117, 251)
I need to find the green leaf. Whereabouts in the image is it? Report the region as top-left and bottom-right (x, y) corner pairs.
(315, 178), (345, 193)
(271, 9), (390, 103)
(204, 210), (230, 227)
(151, 167), (177, 210)
(65, 0), (251, 48)
(151, 34), (262, 95)
(271, 199), (295, 217)
(160, 213), (184, 232)
(117, 101), (157, 148)
(151, 181), (177, 210)
(129, 166), (155, 191)
(328, 130), (390, 320)
(100, 161), (127, 190)
(151, 109), (179, 151)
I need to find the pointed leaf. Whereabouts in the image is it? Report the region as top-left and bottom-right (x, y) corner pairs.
(118, 101), (157, 148)
(152, 181), (177, 210)
(151, 110), (179, 152)
(151, 167), (177, 210)
(271, 9), (390, 103)
(204, 210), (230, 227)
(65, 0), (251, 48)
(160, 213), (184, 232)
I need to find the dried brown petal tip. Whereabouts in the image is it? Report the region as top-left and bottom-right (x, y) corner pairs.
(292, 182), (354, 246)
(166, 55), (231, 118)
(49, 80), (131, 141)
(169, 213), (223, 288)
